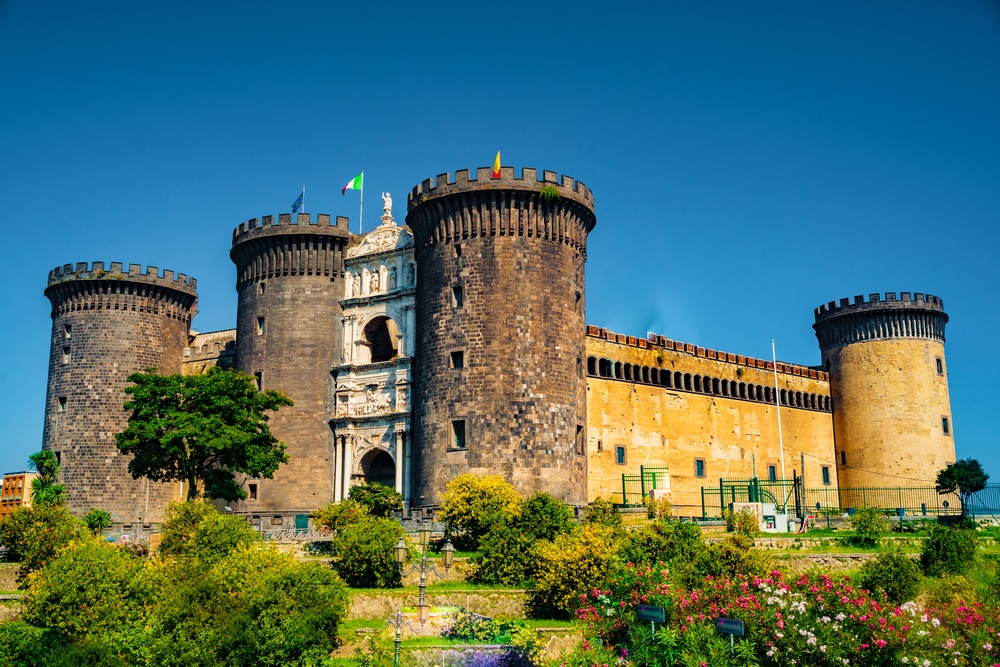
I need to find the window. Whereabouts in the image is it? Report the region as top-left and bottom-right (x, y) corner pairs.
(450, 350), (465, 369)
(597, 439), (603, 453)
(454, 244), (462, 257)
(253, 372), (262, 390)
(61, 347), (70, 364)
(576, 425), (585, 455)
(452, 420), (467, 449)
(577, 357), (583, 377)
(840, 451), (846, 466)
(942, 416), (950, 436)
(452, 285), (464, 308)
(248, 483), (258, 501)
(57, 396), (67, 413)
(767, 465), (776, 482)
(695, 458), (706, 478)
(936, 357), (943, 375)
(55, 451), (62, 465)
(822, 466), (831, 485)
(256, 317), (265, 336)
(615, 446), (626, 465)
(64, 324), (72, 339)
(259, 282), (266, 294)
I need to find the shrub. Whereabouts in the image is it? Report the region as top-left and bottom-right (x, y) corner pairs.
(520, 492), (575, 541)
(847, 506), (889, 548)
(185, 512), (261, 566)
(733, 508), (760, 538)
(332, 515), (407, 588)
(348, 481), (403, 518)
(921, 525), (978, 576)
(0, 503), (85, 581)
(440, 474), (522, 549)
(618, 519), (707, 571)
(644, 495), (672, 520)
(857, 548), (921, 604)
(83, 509), (112, 536)
(469, 523), (540, 585)
(527, 524), (618, 619)
(583, 497), (622, 530)
(22, 539), (152, 657)
(312, 498), (369, 534)
(0, 621), (120, 667)
(923, 573), (979, 607)
(158, 499), (219, 555)
(703, 535), (771, 580)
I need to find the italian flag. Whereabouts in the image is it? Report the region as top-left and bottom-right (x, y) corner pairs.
(342, 172), (363, 195)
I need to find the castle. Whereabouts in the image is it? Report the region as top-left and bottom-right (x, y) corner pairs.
(40, 166), (957, 529)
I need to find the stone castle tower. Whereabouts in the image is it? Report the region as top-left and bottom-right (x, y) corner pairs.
(42, 262), (198, 524)
(228, 213), (352, 515)
(813, 292), (955, 488)
(405, 167), (597, 506)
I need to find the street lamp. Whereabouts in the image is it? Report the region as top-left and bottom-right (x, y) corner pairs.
(386, 605), (422, 667)
(394, 523), (455, 626)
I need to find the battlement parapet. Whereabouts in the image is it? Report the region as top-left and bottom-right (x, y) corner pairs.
(814, 292), (944, 322)
(585, 325), (828, 381)
(407, 166), (595, 220)
(231, 213), (351, 247)
(47, 261), (197, 295)
(813, 291), (949, 350)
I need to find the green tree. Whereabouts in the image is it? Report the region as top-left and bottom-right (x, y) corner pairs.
(331, 515), (408, 588)
(348, 481), (403, 518)
(28, 450), (66, 506)
(846, 506), (889, 548)
(439, 474), (522, 549)
(312, 498), (369, 535)
(83, 509), (113, 536)
(520, 492), (575, 541)
(0, 503), (85, 581)
(186, 512), (261, 567)
(936, 458), (989, 520)
(583, 497), (623, 532)
(527, 524), (619, 619)
(158, 499), (220, 555)
(115, 367), (293, 501)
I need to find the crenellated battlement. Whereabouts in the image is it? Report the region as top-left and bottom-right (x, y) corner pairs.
(813, 291), (949, 350)
(814, 292), (944, 321)
(231, 213), (351, 246)
(407, 166), (595, 218)
(47, 261), (197, 295)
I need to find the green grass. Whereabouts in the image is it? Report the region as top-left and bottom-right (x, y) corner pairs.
(347, 580), (523, 595)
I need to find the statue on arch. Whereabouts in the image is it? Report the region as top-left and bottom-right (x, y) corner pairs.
(381, 192), (392, 217)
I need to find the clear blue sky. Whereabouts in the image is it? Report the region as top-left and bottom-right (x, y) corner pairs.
(2, 2), (998, 480)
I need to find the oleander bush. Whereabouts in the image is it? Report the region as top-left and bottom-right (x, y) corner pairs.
(157, 499), (219, 555)
(921, 524), (978, 576)
(857, 547), (921, 604)
(582, 497), (623, 531)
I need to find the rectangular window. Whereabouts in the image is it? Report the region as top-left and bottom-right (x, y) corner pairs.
(695, 458), (706, 478)
(57, 396), (67, 413)
(271, 516), (283, 526)
(942, 416), (950, 436)
(615, 446), (626, 465)
(597, 439), (603, 453)
(936, 357), (943, 375)
(61, 347), (70, 364)
(64, 324), (72, 339)
(253, 372), (262, 390)
(840, 451), (847, 465)
(822, 466), (831, 485)
(248, 483), (258, 501)
(452, 285), (464, 308)
(450, 350), (465, 369)
(575, 425), (585, 455)
(452, 420), (467, 449)
(55, 451), (62, 465)
(577, 357), (583, 378)
(256, 317), (265, 336)
(767, 465), (776, 482)
(258, 282), (266, 294)
(454, 244), (462, 257)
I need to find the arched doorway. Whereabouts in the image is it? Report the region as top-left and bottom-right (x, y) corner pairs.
(362, 316), (400, 363)
(360, 449), (396, 488)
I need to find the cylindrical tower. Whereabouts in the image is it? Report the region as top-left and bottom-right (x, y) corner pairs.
(813, 292), (955, 488)
(229, 213), (352, 516)
(42, 261), (198, 524)
(405, 167), (597, 507)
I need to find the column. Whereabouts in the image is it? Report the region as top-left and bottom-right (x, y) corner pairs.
(406, 306), (416, 359)
(342, 436), (353, 500)
(332, 435), (341, 502)
(403, 431), (413, 507)
(394, 432), (404, 496)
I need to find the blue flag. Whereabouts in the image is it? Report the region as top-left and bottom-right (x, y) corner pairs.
(291, 192), (303, 213)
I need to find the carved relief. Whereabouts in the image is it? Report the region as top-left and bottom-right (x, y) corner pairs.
(370, 270), (380, 293)
(346, 226), (413, 258)
(388, 266), (397, 290)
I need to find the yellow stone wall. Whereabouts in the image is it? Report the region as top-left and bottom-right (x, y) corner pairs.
(585, 330), (838, 515)
(182, 329), (237, 376)
(824, 338), (955, 488)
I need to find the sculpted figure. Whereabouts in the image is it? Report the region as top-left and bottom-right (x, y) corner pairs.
(406, 263), (415, 286)
(353, 273), (361, 296)
(370, 270), (380, 293)
(381, 192), (392, 216)
(388, 266), (397, 290)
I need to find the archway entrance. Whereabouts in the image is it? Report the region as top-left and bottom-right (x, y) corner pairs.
(360, 449), (396, 489)
(363, 316), (399, 363)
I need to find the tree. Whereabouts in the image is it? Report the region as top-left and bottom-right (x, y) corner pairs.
(115, 367), (293, 501)
(0, 503), (85, 580)
(28, 450), (66, 506)
(348, 481), (403, 518)
(936, 458), (989, 519)
(83, 509), (112, 535)
(439, 474), (522, 550)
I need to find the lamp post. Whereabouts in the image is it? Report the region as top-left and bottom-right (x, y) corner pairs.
(394, 523), (455, 626)
(387, 605), (422, 667)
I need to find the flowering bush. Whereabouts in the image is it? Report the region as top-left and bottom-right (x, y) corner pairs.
(528, 525), (619, 619)
(567, 561), (1000, 667)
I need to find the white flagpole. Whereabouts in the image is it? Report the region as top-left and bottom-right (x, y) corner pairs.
(359, 172), (364, 234)
(302, 185), (306, 214)
(772, 339), (786, 481)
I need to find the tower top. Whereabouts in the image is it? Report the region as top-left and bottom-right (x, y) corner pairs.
(813, 291), (948, 351)
(47, 261), (197, 296)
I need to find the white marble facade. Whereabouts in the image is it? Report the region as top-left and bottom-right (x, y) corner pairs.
(331, 204), (416, 505)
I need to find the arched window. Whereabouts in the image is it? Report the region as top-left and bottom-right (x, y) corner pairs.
(795, 391), (802, 407)
(650, 368), (659, 384)
(764, 386), (772, 403)
(739, 382), (747, 399)
(825, 396), (831, 411)
(587, 357), (597, 376)
(624, 364), (633, 381)
(362, 316), (399, 363)
(684, 373), (692, 391)
(721, 380), (729, 397)
(756, 385), (763, 401)
(810, 394), (817, 409)
(614, 362), (622, 379)
(674, 371), (682, 388)
(780, 389), (788, 405)
(693, 375), (702, 392)
(712, 378), (720, 395)
(642, 367), (650, 384)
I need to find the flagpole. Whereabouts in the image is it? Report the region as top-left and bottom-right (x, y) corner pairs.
(302, 185), (306, 214)
(359, 173), (364, 234)
(772, 339), (786, 481)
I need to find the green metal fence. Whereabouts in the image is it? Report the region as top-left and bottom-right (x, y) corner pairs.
(620, 466), (671, 506)
(699, 477), (995, 519)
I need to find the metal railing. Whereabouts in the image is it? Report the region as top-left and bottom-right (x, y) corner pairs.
(620, 466), (671, 506)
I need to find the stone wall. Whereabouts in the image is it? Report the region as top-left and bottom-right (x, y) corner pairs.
(182, 329), (236, 375)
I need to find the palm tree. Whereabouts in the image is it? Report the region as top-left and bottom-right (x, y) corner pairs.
(28, 450), (66, 506)
(83, 508), (113, 535)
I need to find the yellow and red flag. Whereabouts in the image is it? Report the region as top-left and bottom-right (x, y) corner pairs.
(492, 150), (501, 179)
